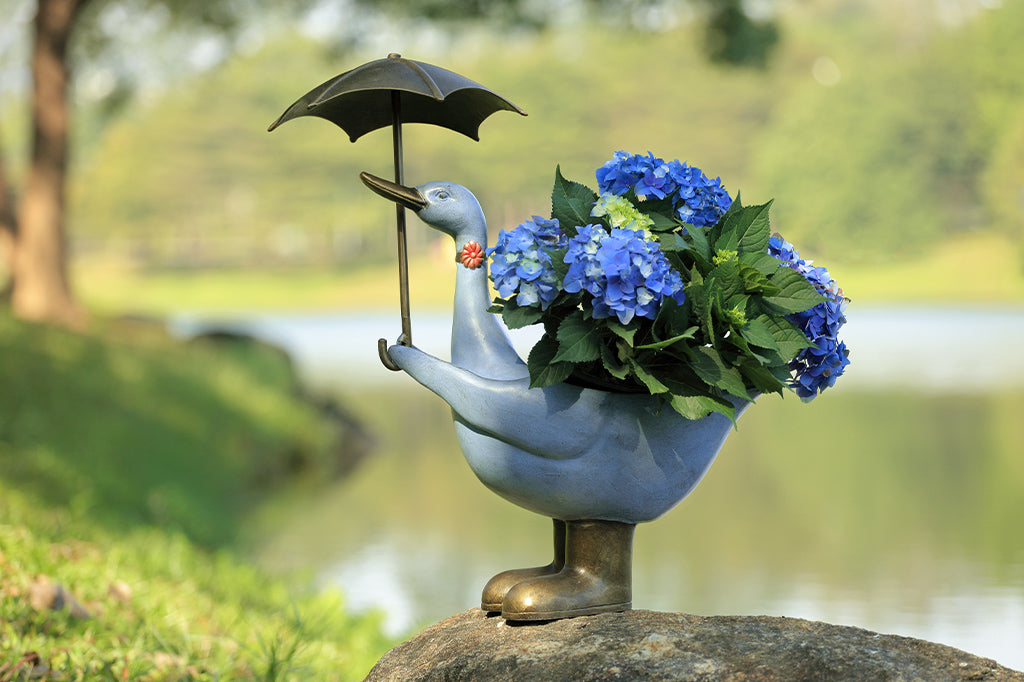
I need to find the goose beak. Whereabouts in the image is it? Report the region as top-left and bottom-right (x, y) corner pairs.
(360, 172), (428, 211)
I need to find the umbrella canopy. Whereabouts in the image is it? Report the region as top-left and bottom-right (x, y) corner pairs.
(267, 53), (526, 140)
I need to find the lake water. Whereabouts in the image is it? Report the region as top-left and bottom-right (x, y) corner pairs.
(172, 306), (1024, 670)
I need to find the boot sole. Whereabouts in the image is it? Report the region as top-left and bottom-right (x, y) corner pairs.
(502, 601), (631, 621)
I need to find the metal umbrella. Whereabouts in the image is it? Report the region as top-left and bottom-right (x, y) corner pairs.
(268, 53), (526, 370)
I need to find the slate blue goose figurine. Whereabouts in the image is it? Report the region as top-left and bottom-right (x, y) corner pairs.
(361, 172), (748, 621)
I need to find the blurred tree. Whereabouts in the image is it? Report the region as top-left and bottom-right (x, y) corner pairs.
(703, 0), (778, 68)
(351, 0), (780, 67)
(753, 53), (983, 262)
(982, 105), (1024, 242)
(957, 0), (1024, 245)
(0, 146), (15, 282)
(0, 0), (288, 326)
(0, 0), (780, 327)
(752, 0), (1020, 263)
(2, 0), (87, 326)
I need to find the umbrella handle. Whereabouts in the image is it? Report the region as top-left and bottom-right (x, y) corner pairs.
(380, 88), (414, 373)
(378, 337), (402, 371)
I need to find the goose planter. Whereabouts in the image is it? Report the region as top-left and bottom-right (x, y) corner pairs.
(359, 153), (848, 622)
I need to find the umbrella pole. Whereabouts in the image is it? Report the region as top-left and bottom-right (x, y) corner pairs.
(378, 90), (412, 371)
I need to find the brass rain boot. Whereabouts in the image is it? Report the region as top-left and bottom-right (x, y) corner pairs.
(481, 519), (566, 612)
(501, 519), (634, 621)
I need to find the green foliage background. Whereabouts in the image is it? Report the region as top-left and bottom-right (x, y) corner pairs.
(61, 1), (1024, 278)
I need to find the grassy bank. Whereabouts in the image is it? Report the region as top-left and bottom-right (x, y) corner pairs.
(0, 313), (392, 679)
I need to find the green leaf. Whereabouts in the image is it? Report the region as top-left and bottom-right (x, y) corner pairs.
(656, 232), (689, 253)
(635, 196), (674, 216)
(600, 342), (631, 381)
(688, 346), (750, 398)
(736, 200), (773, 254)
(527, 334), (575, 388)
(605, 318), (637, 346)
(694, 297), (715, 344)
(737, 263), (773, 294)
(549, 247), (570, 282)
(745, 343), (790, 373)
(654, 294), (690, 334)
(552, 311), (603, 363)
(646, 212), (680, 232)
(739, 316), (780, 350)
(684, 225), (713, 262)
(724, 326), (752, 354)
(739, 251), (783, 276)
(635, 326), (698, 351)
(500, 298), (544, 330)
(685, 269), (717, 343)
(707, 259), (745, 304)
(551, 166), (598, 234)
(715, 198), (772, 255)
(628, 357), (670, 394)
(631, 196), (677, 231)
(763, 267), (826, 314)
(708, 191), (740, 246)
(738, 359), (786, 395)
(702, 299), (717, 345)
(758, 314), (815, 359)
(668, 392), (736, 421)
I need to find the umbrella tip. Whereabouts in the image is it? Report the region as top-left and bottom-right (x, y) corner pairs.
(388, 52), (402, 59)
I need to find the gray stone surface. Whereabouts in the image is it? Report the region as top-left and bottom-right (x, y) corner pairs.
(365, 608), (1024, 681)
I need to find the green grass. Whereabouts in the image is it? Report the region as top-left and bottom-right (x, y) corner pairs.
(0, 315), (338, 546)
(0, 313), (393, 679)
(0, 492), (391, 680)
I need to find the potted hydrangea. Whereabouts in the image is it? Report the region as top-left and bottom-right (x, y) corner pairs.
(358, 149), (852, 621)
(487, 150), (850, 422)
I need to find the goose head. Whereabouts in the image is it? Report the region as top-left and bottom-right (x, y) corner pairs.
(361, 170), (526, 378)
(360, 172), (486, 244)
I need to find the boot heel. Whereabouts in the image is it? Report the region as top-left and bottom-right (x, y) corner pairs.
(480, 519), (566, 612)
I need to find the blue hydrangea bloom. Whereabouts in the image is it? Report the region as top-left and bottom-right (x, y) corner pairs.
(595, 150), (650, 196)
(666, 163), (733, 228)
(487, 216), (567, 310)
(768, 234), (850, 400)
(596, 151), (733, 228)
(564, 225), (686, 325)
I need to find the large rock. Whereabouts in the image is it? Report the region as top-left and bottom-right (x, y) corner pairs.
(365, 609), (1023, 681)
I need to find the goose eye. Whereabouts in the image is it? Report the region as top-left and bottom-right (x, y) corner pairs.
(434, 189), (450, 201)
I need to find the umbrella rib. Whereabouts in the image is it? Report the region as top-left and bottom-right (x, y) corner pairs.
(402, 59), (445, 101)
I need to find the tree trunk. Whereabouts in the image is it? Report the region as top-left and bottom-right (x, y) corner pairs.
(0, 135), (16, 301)
(10, 0), (88, 326)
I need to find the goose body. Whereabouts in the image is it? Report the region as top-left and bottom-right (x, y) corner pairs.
(390, 342), (744, 522)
